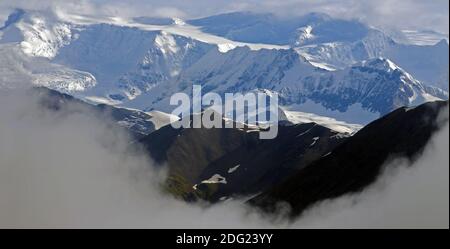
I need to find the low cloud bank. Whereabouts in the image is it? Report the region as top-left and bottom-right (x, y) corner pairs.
(0, 90), (280, 228)
(0, 89), (448, 228)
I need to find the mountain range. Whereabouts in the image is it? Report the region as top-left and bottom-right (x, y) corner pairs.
(0, 8), (449, 217)
(16, 87), (174, 138)
(0, 9), (448, 126)
(14, 86), (448, 212)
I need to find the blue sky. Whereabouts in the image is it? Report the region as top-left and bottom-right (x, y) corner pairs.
(0, 0), (448, 33)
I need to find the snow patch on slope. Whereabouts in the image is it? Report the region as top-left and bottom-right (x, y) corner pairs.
(201, 174), (227, 184)
(217, 43), (237, 53)
(283, 109), (363, 134)
(310, 137), (319, 146)
(146, 110), (180, 130)
(287, 100), (380, 125)
(84, 96), (122, 106)
(228, 165), (240, 174)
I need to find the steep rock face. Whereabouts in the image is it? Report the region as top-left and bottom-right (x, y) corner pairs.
(295, 30), (396, 69)
(130, 53), (445, 124)
(250, 100), (449, 216)
(53, 25), (215, 100)
(189, 12), (448, 91)
(116, 32), (212, 100)
(297, 29), (449, 90)
(297, 58), (447, 115)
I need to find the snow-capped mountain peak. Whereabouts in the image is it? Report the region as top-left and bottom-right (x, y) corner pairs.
(0, 9), (77, 59)
(294, 25), (315, 46)
(0, 9), (447, 127)
(359, 57), (401, 72)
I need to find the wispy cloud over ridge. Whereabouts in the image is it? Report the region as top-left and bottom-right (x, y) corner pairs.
(0, 0), (448, 34)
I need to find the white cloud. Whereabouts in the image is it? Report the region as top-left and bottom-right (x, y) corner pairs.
(0, 89), (280, 228)
(0, 88), (448, 228)
(0, 0), (448, 33)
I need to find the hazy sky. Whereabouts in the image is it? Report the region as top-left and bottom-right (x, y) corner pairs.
(0, 0), (448, 34)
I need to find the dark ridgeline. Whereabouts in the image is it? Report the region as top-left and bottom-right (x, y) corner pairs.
(139, 112), (349, 202)
(26, 87), (156, 138)
(25, 87), (448, 214)
(250, 100), (448, 217)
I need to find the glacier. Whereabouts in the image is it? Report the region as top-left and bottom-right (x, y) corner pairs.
(0, 9), (448, 127)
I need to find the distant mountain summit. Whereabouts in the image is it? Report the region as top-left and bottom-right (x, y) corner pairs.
(188, 12), (368, 45)
(0, 9), (25, 31)
(0, 9), (448, 125)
